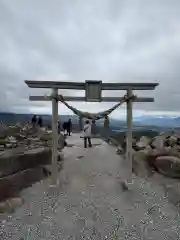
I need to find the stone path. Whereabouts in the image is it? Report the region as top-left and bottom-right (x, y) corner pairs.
(0, 134), (180, 239)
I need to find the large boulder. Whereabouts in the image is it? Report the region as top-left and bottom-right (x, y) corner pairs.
(0, 197), (24, 213)
(155, 156), (180, 178)
(146, 148), (170, 169)
(166, 135), (178, 147)
(0, 167), (47, 201)
(145, 147), (180, 174)
(151, 135), (166, 149)
(0, 147), (52, 177)
(0, 200), (13, 213)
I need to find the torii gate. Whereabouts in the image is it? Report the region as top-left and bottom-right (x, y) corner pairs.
(25, 80), (158, 184)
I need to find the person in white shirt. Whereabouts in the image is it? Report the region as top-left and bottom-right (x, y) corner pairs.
(83, 120), (92, 148)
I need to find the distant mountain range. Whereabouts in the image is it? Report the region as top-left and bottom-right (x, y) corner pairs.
(0, 112), (78, 125)
(0, 112), (179, 131)
(0, 112), (123, 128)
(134, 116), (180, 128)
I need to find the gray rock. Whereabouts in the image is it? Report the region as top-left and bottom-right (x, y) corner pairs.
(0, 197), (23, 213)
(116, 145), (123, 155)
(0, 147), (52, 177)
(166, 135), (178, 147)
(8, 197), (24, 209)
(0, 200), (13, 213)
(136, 136), (151, 150)
(155, 155), (180, 178)
(151, 135), (165, 149)
(5, 143), (13, 148)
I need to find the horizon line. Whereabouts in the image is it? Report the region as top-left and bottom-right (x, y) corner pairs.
(0, 111), (180, 120)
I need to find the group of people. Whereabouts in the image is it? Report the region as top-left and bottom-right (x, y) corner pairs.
(58, 119), (72, 136)
(57, 115), (110, 149)
(31, 115), (43, 128)
(31, 114), (110, 149)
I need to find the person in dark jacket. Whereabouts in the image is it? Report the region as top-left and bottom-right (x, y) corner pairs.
(63, 122), (67, 135)
(31, 115), (37, 124)
(67, 118), (72, 136)
(31, 115), (37, 128)
(38, 116), (43, 127)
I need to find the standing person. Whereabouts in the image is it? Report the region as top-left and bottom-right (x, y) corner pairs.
(83, 120), (92, 148)
(38, 116), (43, 127)
(103, 115), (110, 143)
(31, 115), (37, 129)
(63, 122), (67, 135)
(67, 118), (72, 136)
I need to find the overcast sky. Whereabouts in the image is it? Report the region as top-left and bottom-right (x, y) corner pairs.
(0, 0), (180, 119)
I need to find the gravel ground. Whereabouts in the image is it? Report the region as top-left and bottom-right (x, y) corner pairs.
(0, 134), (180, 239)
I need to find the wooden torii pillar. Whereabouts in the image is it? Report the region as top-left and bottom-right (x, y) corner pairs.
(25, 80), (158, 185)
(79, 116), (83, 131)
(126, 89), (133, 178)
(51, 88), (59, 184)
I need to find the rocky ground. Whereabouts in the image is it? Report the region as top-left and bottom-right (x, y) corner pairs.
(0, 123), (180, 239)
(0, 134), (180, 239)
(0, 121), (66, 151)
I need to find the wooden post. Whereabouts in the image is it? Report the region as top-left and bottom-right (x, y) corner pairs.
(51, 88), (58, 185)
(126, 88), (133, 180)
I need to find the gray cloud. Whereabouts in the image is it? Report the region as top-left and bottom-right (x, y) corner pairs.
(0, 0), (180, 117)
